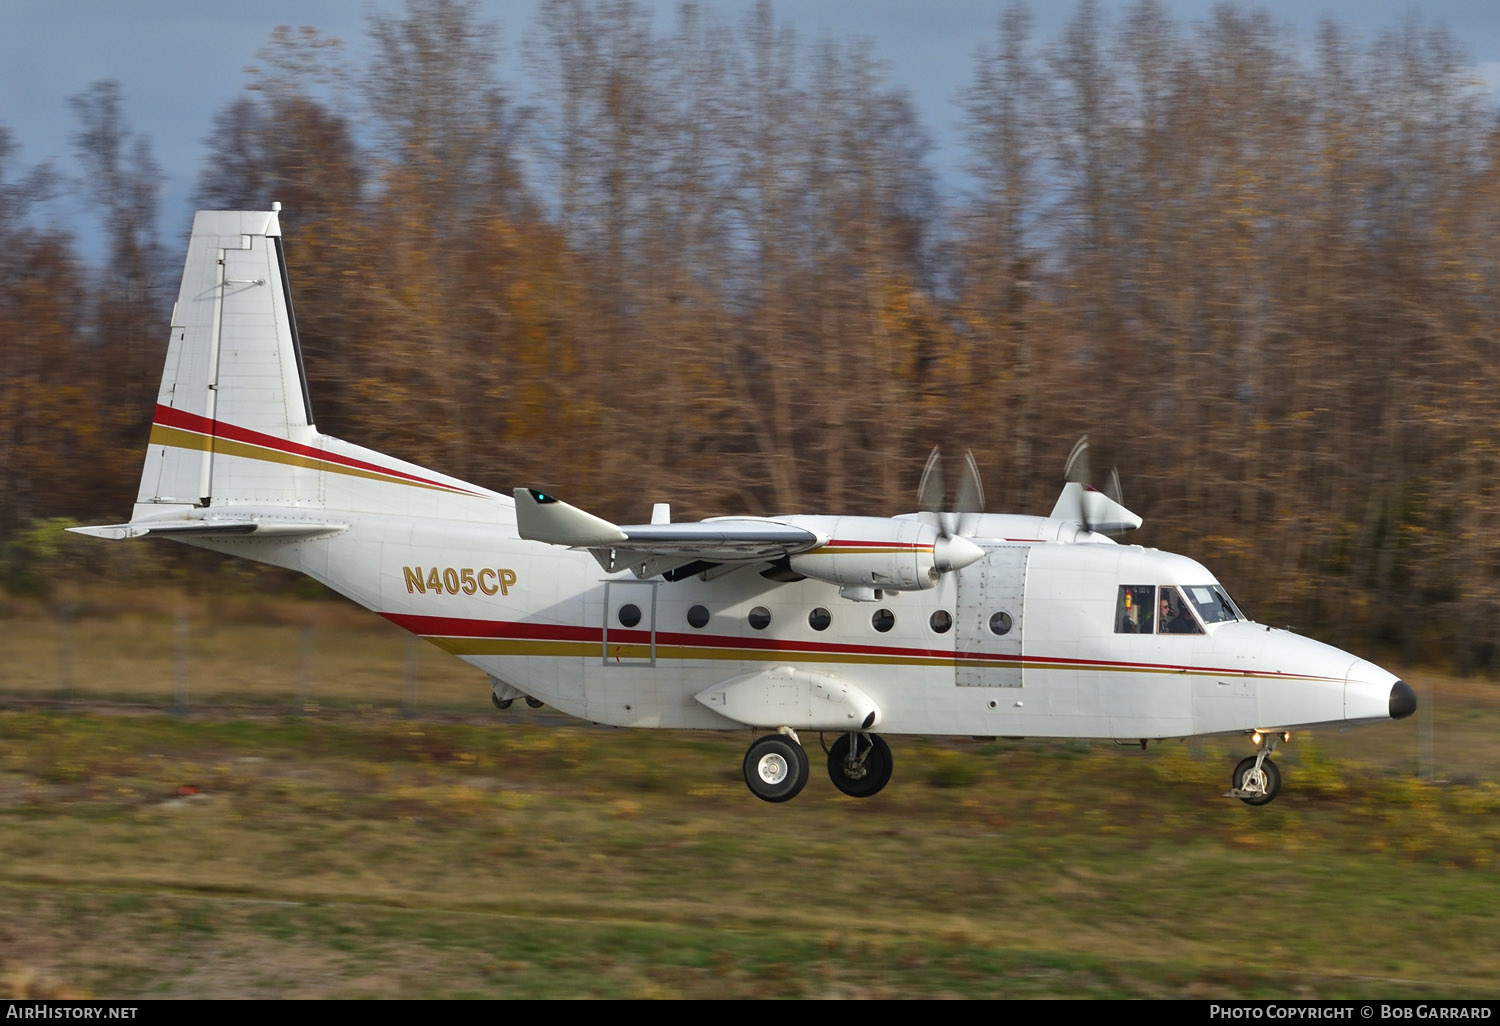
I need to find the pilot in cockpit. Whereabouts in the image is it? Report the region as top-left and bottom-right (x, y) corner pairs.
(1158, 587), (1200, 634)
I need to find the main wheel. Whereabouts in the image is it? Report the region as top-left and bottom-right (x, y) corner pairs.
(1232, 755), (1282, 806)
(491, 693), (513, 710)
(743, 734), (810, 803)
(827, 732), (893, 798)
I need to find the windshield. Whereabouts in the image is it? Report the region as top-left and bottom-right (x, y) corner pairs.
(1184, 584), (1243, 624)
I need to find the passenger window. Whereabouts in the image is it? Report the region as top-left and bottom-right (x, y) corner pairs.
(1116, 586), (1154, 634)
(1158, 586), (1203, 635)
(808, 607), (832, 631)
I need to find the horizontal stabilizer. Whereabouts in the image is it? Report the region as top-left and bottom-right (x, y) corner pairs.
(69, 519), (346, 541)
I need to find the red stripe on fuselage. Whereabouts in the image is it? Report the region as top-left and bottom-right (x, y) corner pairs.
(378, 611), (1343, 680)
(153, 404), (483, 495)
(382, 612), (953, 660)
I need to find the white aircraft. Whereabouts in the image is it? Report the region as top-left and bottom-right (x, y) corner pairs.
(75, 207), (1417, 805)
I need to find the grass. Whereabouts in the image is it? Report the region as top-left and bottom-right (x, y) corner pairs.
(0, 587), (478, 714)
(0, 598), (1498, 998)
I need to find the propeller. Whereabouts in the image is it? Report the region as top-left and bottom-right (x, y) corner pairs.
(1056, 436), (1137, 536)
(917, 447), (987, 572)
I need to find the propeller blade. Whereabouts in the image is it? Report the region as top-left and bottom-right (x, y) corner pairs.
(955, 449), (985, 537)
(917, 446), (945, 514)
(1054, 438), (1140, 537)
(1062, 436), (1092, 534)
(1104, 466), (1123, 509)
(955, 450), (985, 514)
(1063, 435), (1091, 487)
(918, 446), (989, 541)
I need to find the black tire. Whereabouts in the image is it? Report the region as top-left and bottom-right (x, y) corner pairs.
(827, 732), (894, 798)
(1233, 755), (1282, 806)
(524, 696), (544, 709)
(491, 693), (513, 710)
(743, 734), (810, 803)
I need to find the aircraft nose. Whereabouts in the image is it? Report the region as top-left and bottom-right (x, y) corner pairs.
(1389, 679), (1417, 720)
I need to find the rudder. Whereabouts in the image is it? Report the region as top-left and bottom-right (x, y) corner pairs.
(136, 206), (321, 517)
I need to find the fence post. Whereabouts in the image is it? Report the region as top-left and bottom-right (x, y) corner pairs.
(297, 621), (319, 714)
(173, 609), (190, 714)
(1419, 678), (1434, 781)
(56, 601), (76, 704)
(403, 632), (418, 719)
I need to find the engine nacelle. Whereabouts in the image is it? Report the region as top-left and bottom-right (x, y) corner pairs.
(781, 516), (984, 592)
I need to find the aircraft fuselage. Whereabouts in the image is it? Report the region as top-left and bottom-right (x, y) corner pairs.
(193, 501), (1400, 744)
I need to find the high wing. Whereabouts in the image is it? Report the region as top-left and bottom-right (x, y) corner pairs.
(513, 487), (821, 579)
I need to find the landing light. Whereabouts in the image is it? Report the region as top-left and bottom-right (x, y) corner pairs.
(1251, 730), (1262, 745)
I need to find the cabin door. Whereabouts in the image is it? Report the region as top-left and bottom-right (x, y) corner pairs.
(602, 580), (658, 667)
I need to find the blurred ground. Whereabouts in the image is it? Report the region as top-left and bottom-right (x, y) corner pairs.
(0, 596), (1495, 998)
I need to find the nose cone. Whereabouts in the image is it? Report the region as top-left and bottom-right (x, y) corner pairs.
(1345, 658), (1413, 725)
(1389, 679), (1417, 720)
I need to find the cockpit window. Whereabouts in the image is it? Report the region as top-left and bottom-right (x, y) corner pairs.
(1184, 584), (1242, 624)
(1158, 586), (1204, 635)
(1116, 585), (1155, 634)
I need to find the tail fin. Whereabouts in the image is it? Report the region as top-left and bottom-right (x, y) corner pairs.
(73, 207), (500, 543)
(137, 206), (319, 516)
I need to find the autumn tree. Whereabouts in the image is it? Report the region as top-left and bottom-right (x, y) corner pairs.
(9, 0), (1497, 667)
(958, 0), (1050, 510)
(69, 82), (166, 441)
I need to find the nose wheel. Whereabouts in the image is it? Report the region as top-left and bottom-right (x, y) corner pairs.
(1231, 755), (1282, 805)
(743, 732), (810, 803)
(1226, 731), (1286, 805)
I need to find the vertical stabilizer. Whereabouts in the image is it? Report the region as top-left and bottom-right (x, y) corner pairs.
(136, 208), (321, 516)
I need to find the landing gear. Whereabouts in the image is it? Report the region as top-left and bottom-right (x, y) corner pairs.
(826, 732), (893, 798)
(489, 677), (524, 711)
(743, 733), (810, 803)
(524, 696), (544, 709)
(1231, 755), (1282, 806)
(1224, 730), (1288, 805)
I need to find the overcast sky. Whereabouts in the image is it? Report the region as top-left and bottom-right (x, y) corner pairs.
(5, 0), (1499, 259)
